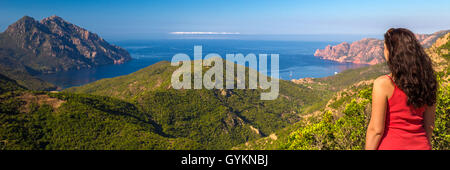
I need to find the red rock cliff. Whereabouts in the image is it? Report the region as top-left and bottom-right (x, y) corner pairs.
(314, 30), (450, 65)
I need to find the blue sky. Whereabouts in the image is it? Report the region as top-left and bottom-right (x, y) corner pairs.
(1, 0), (450, 40)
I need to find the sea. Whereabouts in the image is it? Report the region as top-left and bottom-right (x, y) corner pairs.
(38, 39), (368, 89)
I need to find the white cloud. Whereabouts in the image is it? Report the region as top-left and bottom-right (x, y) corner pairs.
(169, 32), (240, 35)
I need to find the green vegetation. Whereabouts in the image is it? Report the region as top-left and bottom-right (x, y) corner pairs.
(438, 36), (450, 61)
(0, 90), (202, 150)
(232, 85), (372, 150)
(65, 60), (329, 149)
(65, 61), (176, 100)
(433, 74), (449, 150)
(316, 63), (389, 90)
(0, 66), (200, 150)
(2, 59), (330, 149)
(281, 88), (371, 150)
(0, 73), (25, 94)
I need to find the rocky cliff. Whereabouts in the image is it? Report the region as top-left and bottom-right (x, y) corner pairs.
(0, 15), (131, 74)
(314, 30), (450, 65)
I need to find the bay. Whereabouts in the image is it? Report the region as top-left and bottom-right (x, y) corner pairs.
(38, 39), (368, 89)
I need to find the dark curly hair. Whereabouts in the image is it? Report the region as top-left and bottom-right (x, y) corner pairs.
(384, 28), (437, 108)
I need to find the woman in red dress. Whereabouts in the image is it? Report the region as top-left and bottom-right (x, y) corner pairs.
(365, 28), (437, 150)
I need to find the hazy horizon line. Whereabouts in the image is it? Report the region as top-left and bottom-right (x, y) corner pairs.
(105, 33), (385, 42)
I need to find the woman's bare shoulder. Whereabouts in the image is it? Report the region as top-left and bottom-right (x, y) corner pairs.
(373, 75), (395, 98)
(374, 75), (391, 86)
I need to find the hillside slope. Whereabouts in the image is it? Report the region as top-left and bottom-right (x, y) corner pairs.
(0, 81), (201, 150)
(0, 53), (56, 90)
(0, 73), (25, 94)
(66, 58), (335, 149)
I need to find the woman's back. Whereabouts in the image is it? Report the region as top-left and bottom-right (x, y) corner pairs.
(377, 75), (431, 150)
(366, 28), (436, 150)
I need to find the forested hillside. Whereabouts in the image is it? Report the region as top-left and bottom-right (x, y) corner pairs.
(65, 59), (334, 149)
(0, 76), (202, 149)
(2, 58), (330, 149)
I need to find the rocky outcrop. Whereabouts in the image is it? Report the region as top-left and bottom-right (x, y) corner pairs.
(416, 30), (450, 48)
(0, 15), (131, 73)
(314, 38), (384, 65)
(291, 77), (316, 84)
(315, 30), (450, 65)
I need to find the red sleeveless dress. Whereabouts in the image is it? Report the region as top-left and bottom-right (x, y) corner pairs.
(377, 75), (431, 150)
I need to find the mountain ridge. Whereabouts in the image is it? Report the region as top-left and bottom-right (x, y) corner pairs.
(315, 30), (450, 65)
(3, 15), (131, 73)
(0, 15), (132, 90)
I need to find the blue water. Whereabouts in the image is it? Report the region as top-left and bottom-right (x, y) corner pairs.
(38, 39), (368, 89)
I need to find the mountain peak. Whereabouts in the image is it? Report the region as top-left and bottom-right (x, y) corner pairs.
(41, 15), (65, 22)
(40, 15), (71, 26)
(5, 16), (40, 34)
(18, 15), (36, 22)
(47, 15), (62, 20)
(0, 15), (131, 74)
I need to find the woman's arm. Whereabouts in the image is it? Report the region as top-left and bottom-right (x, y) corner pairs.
(423, 104), (436, 146)
(365, 78), (389, 150)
